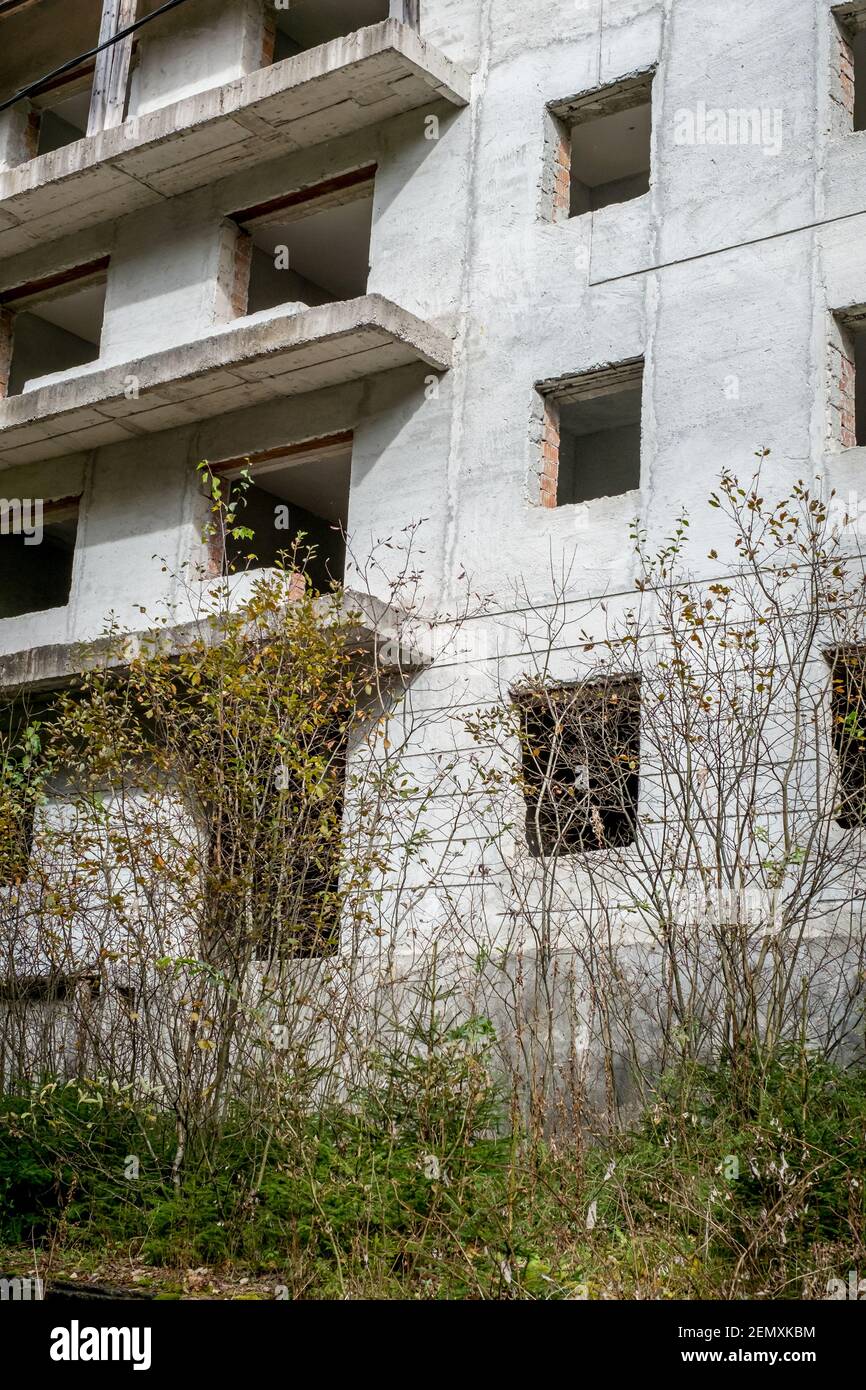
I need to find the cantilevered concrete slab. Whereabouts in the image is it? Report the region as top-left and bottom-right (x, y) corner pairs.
(0, 295), (453, 466)
(0, 585), (427, 691)
(0, 22), (470, 259)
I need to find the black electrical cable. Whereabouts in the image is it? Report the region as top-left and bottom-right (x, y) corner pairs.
(0, 0), (196, 116)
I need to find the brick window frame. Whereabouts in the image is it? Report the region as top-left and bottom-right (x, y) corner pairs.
(200, 431), (353, 585)
(516, 676), (641, 858)
(218, 164), (377, 323)
(533, 358), (644, 509)
(0, 257), (109, 400)
(546, 69), (655, 223)
(832, 1), (866, 134)
(829, 305), (866, 451)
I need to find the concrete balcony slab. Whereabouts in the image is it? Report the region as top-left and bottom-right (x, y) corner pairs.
(0, 21), (470, 258)
(0, 582), (427, 691)
(0, 294), (453, 466)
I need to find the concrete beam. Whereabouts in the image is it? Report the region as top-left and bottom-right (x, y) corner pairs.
(0, 21), (470, 259)
(0, 295), (452, 466)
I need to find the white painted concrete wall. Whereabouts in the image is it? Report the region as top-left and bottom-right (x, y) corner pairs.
(1, 0), (865, 962)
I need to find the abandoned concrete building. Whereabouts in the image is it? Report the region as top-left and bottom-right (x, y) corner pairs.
(1, 0), (866, 1078)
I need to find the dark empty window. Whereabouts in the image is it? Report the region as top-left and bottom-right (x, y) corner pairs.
(857, 330), (866, 444)
(855, 324), (866, 445)
(0, 972), (99, 1004)
(0, 693), (56, 886)
(857, 32), (866, 129)
(231, 169), (374, 316)
(267, 0), (392, 61)
(0, 0), (102, 162)
(538, 359), (643, 506)
(0, 496), (79, 620)
(519, 679), (640, 857)
(550, 73), (653, 218)
(31, 66), (95, 156)
(1, 261), (108, 398)
(209, 435), (351, 592)
(831, 309), (866, 448)
(206, 742), (345, 962)
(830, 649), (866, 828)
(835, 2), (866, 132)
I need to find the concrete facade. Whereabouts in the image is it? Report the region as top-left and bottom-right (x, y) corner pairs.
(1, 0), (866, 1033)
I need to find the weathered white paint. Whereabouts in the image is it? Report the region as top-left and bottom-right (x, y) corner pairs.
(0, 0), (863, 973)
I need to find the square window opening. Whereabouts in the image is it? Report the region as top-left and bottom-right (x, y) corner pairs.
(0, 496), (80, 620)
(2, 264), (108, 398)
(211, 436), (351, 593)
(856, 325), (866, 444)
(835, 3), (866, 132)
(551, 74), (653, 218)
(0, 0), (103, 160)
(268, 0), (391, 61)
(829, 648), (866, 828)
(32, 69), (95, 156)
(206, 740), (347, 962)
(831, 310), (866, 448)
(519, 679), (641, 857)
(0, 689), (60, 887)
(538, 360), (643, 506)
(232, 172), (374, 316)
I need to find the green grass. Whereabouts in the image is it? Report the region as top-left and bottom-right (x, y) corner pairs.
(1, 1047), (863, 1299)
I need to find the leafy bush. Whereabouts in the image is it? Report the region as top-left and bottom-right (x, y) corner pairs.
(0, 1010), (521, 1294)
(0, 1080), (173, 1242)
(584, 1049), (866, 1296)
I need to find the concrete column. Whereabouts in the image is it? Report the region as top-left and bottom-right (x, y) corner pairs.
(0, 100), (38, 171)
(389, 0), (420, 27)
(127, 0), (267, 118)
(87, 0), (139, 136)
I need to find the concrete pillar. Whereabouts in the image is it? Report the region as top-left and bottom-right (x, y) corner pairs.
(0, 100), (38, 172)
(389, 0), (420, 26)
(88, 0), (140, 136)
(127, 0), (267, 118)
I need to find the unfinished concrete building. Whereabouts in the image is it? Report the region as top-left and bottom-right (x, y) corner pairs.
(1, 0), (866, 1085)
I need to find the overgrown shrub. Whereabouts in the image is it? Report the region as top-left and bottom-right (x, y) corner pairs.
(584, 1049), (866, 1297)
